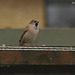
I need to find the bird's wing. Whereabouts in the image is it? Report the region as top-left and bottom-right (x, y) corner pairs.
(19, 25), (29, 42)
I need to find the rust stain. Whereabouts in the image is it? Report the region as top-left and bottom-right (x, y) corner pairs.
(0, 50), (75, 65)
(59, 52), (73, 64)
(0, 50), (23, 64)
(43, 51), (75, 65)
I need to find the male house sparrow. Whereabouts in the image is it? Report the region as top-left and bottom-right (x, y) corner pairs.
(19, 19), (39, 46)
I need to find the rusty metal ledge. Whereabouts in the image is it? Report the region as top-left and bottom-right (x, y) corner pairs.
(0, 45), (75, 65)
(0, 45), (75, 51)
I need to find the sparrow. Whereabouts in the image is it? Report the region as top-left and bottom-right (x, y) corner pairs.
(19, 19), (39, 46)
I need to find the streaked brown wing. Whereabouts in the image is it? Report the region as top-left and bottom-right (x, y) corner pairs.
(19, 25), (29, 42)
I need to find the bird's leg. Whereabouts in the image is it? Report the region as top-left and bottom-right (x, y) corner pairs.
(30, 42), (35, 47)
(25, 43), (30, 46)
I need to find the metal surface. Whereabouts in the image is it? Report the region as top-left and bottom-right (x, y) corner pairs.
(0, 45), (75, 65)
(0, 45), (74, 51)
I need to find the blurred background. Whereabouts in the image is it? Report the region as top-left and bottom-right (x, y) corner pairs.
(0, 0), (75, 29)
(0, 0), (45, 29)
(0, 0), (75, 46)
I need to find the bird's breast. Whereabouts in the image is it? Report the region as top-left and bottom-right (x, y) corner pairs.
(23, 26), (39, 43)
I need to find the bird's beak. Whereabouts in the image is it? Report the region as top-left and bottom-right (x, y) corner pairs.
(37, 21), (39, 23)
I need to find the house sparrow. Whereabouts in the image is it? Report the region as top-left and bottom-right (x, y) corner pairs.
(19, 19), (39, 46)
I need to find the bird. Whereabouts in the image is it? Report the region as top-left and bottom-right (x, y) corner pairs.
(19, 19), (39, 46)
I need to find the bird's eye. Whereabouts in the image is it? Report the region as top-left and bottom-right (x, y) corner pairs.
(34, 21), (36, 23)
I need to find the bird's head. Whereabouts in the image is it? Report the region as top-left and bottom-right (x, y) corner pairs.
(29, 19), (39, 27)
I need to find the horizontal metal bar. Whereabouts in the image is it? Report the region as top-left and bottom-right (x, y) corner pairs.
(0, 49), (75, 51)
(0, 46), (75, 51)
(0, 45), (75, 51)
(0, 46), (74, 48)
